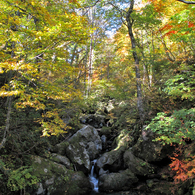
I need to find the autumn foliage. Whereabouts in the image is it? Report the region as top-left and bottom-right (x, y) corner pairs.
(170, 145), (195, 184)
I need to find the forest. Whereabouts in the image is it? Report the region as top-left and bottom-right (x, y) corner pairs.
(0, 0), (195, 194)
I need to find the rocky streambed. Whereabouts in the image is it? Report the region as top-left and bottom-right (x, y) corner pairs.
(30, 113), (195, 195)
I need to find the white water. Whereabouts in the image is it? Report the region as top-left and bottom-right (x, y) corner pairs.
(89, 159), (99, 193)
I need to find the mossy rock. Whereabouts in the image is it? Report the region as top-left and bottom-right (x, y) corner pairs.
(51, 141), (69, 155)
(30, 155), (91, 195)
(124, 148), (154, 176)
(97, 146), (126, 172)
(99, 169), (138, 192)
(113, 129), (134, 149)
(100, 126), (112, 135)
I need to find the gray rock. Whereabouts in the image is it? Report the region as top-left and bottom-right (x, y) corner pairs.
(99, 169), (138, 191)
(80, 114), (107, 128)
(66, 143), (90, 173)
(132, 129), (174, 162)
(36, 183), (45, 195)
(50, 153), (72, 169)
(97, 146), (126, 172)
(51, 141), (68, 155)
(69, 125), (102, 156)
(101, 135), (107, 150)
(31, 155), (91, 195)
(66, 125), (102, 173)
(123, 148), (154, 176)
(52, 125), (102, 173)
(99, 168), (109, 176)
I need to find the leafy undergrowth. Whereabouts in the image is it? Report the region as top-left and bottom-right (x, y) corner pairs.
(146, 108), (195, 145)
(169, 144), (195, 184)
(170, 156), (195, 183)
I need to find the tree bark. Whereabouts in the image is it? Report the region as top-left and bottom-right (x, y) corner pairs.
(0, 96), (12, 150)
(126, 0), (145, 122)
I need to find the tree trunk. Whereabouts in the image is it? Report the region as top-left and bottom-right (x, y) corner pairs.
(87, 36), (93, 95)
(0, 96), (12, 150)
(126, 0), (145, 122)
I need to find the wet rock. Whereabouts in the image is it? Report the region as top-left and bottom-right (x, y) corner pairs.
(99, 169), (138, 192)
(97, 146), (126, 172)
(99, 168), (109, 176)
(101, 135), (107, 150)
(97, 130), (135, 173)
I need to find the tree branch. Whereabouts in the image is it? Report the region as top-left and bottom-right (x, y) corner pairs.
(81, 0), (101, 9)
(108, 2), (127, 26)
(177, 0), (195, 4)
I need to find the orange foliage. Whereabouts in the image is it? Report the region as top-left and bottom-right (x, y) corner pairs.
(187, 21), (195, 28)
(69, 0), (77, 3)
(159, 20), (195, 38)
(170, 152), (195, 183)
(159, 23), (173, 31)
(164, 30), (177, 37)
(148, 0), (166, 12)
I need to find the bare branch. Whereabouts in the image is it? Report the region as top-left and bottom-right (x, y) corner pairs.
(83, 0), (102, 8)
(177, 0), (195, 4)
(108, 2), (127, 26)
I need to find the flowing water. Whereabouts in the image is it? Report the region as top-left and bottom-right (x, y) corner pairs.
(89, 159), (99, 193)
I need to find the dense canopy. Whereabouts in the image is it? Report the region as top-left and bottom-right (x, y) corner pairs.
(0, 0), (194, 194)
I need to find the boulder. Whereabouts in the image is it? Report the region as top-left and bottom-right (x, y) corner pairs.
(65, 125), (102, 173)
(99, 169), (138, 192)
(96, 130), (134, 173)
(123, 148), (154, 176)
(51, 141), (68, 155)
(50, 153), (72, 169)
(97, 146), (126, 172)
(99, 126), (112, 136)
(65, 143), (90, 174)
(131, 129), (174, 162)
(51, 125), (102, 173)
(113, 129), (135, 149)
(68, 125), (102, 158)
(80, 114), (106, 128)
(30, 156), (91, 195)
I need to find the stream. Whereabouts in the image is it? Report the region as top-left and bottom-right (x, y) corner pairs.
(89, 159), (99, 193)
(89, 159), (138, 195)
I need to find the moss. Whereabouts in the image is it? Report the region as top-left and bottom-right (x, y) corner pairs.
(30, 156), (91, 195)
(52, 141), (69, 155)
(101, 126), (112, 135)
(113, 129), (134, 150)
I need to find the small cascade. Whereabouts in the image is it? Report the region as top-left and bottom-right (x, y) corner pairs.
(89, 159), (99, 193)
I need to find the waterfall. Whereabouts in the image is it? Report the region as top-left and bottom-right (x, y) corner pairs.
(89, 159), (99, 193)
